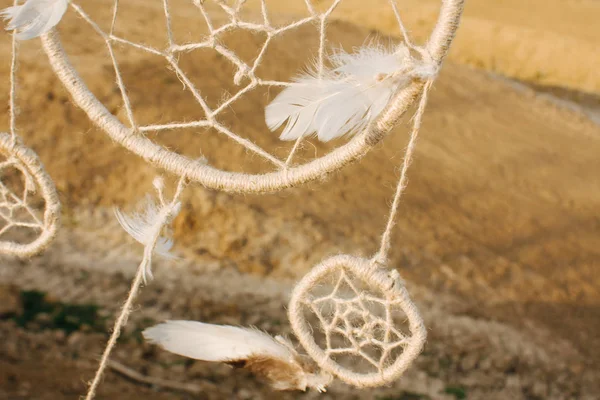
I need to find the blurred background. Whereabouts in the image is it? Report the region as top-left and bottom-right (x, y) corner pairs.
(0, 0), (598, 399)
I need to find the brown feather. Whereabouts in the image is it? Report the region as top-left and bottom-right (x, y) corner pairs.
(226, 360), (247, 369)
(228, 356), (306, 391)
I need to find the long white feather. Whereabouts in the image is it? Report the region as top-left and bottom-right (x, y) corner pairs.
(265, 44), (432, 142)
(1, 0), (68, 41)
(143, 320), (295, 363)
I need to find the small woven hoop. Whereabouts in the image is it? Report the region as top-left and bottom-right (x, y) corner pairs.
(0, 133), (61, 257)
(288, 255), (426, 387)
(39, 0), (464, 193)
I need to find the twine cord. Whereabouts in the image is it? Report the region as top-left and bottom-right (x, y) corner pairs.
(84, 177), (186, 400)
(373, 79), (434, 266)
(8, 0), (18, 147)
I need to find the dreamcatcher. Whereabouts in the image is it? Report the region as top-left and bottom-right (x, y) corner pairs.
(1, 0), (464, 396)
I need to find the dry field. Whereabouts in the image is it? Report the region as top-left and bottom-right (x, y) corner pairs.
(0, 1), (599, 399)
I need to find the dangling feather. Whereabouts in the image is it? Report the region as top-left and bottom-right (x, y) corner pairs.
(115, 195), (180, 259)
(1, 0), (68, 41)
(115, 194), (181, 282)
(265, 43), (434, 142)
(144, 320), (332, 392)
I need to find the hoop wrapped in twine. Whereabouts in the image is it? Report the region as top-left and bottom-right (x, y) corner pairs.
(0, 133), (61, 257)
(288, 255), (426, 388)
(39, 0), (464, 194)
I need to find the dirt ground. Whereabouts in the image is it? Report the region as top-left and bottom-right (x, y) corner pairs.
(0, 1), (599, 399)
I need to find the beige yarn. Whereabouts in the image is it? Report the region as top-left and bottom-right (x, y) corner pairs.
(39, 0), (464, 193)
(84, 176), (186, 400)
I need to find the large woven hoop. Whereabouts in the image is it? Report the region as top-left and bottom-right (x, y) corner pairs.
(39, 0), (464, 193)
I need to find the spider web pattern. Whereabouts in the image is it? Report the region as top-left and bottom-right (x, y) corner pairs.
(0, 156), (44, 238)
(298, 264), (417, 376)
(64, 0), (416, 171)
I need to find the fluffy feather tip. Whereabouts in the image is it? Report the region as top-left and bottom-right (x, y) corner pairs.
(265, 43), (433, 142)
(1, 0), (68, 41)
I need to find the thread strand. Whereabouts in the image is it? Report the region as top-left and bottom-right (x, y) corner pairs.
(373, 79), (434, 265)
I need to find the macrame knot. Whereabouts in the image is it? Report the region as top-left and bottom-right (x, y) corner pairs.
(234, 66), (249, 85)
(410, 46), (439, 81)
(207, 36), (217, 48)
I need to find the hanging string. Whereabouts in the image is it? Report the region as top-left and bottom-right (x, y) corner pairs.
(84, 177), (187, 400)
(372, 78), (434, 266)
(8, 0), (20, 148)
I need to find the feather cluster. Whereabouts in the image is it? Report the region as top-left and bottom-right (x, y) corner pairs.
(1, 0), (68, 41)
(115, 193), (181, 282)
(144, 320), (332, 392)
(266, 44), (436, 142)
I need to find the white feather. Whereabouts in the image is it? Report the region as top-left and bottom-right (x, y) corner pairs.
(331, 44), (411, 79)
(114, 195), (179, 259)
(143, 320), (295, 363)
(265, 44), (425, 142)
(1, 0), (68, 41)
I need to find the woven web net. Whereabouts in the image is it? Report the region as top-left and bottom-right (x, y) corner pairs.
(55, 0), (419, 174)
(0, 142), (44, 240)
(309, 271), (410, 369)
